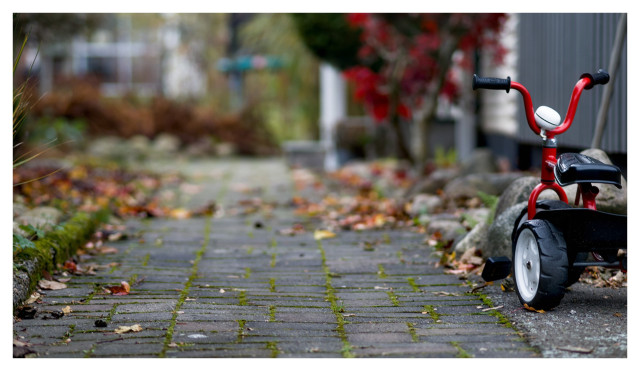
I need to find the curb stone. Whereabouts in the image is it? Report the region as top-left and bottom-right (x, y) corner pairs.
(13, 210), (108, 311)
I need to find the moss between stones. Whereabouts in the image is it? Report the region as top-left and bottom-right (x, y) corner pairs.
(13, 210), (108, 311)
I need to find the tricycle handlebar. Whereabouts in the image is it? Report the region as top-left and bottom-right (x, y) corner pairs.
(472, 75), (511, 92)
(472, 69), (609, 138)
(581, 69), (610, 90)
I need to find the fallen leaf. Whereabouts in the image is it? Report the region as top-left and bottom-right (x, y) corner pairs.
(314, 229), (336, 240)
(188, 334), (207, 339)
(114, 324), (143, 334)
(481, 305), (504, 312)
(433, 291), (460, 297)
(523, 303), (545, 313)
(170, 208), (192, 219)
(98, 246), (119, 254)
(38, 279), (67, 290)
(107, 232), (125, 241)
(63, 260), (78, 273)
(24, 292), (42, 305)
(13, 339), (30, 347)
(62, 306), (72, 314)
(557, 345), (593, 354)
(278, 224), (306, 236)
(104, 281), (130, 295)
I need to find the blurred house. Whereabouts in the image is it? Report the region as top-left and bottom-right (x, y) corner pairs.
(31, 14), (205, 99)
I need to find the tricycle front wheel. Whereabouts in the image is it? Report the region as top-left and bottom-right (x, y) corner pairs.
(513, 219), (568, 310)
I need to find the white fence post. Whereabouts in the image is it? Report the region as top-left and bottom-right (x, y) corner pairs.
(319, 63), (346, 171)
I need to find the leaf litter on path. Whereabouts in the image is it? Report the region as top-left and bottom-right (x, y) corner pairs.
(38, 279), (67, 290)
(114, 324), (143, 334)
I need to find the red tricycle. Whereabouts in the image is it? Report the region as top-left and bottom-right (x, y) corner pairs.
(474, 69), (627, 310)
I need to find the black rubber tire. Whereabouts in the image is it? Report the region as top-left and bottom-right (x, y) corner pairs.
(511, 200), (583, 287)
(513, 219), (568, 310)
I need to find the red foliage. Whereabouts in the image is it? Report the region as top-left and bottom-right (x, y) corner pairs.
(343, 13), (506, 123)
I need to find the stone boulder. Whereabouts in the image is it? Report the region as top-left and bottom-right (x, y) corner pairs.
(485, 201), (527, 258)
(407, 194), (444, 217)
(15, 206), (64, 237)
(405, 168), (459, 196)
(494, 176), (539, 218)
(459, 148), (499, 175)
(425, 216), (467, 243)
(443, 172), (523, 200)
(454, 218), (490, 255)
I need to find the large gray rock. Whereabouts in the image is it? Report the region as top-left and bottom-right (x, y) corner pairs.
(426, 218), (466, 242)
(454, 219), (490, 255)
(486, 201), (527, 258)
(408, 194), (443, 217)
(405, 168), (459, 196)
(494, 176), (539, 218)
(15, 206), (64, 236)
(444, 172), (522, 200)
(460, 148), (498, 175)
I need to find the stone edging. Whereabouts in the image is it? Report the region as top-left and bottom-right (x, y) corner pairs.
(13, 210), (108, 311)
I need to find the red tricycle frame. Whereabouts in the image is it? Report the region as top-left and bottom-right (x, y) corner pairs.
(510, 78), (599, 219)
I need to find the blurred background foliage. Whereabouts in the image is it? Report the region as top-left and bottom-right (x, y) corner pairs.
(13, 13), (328, 157)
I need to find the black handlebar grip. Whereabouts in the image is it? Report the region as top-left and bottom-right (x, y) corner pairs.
(581, 69), (610, 90)
(472, 74), (511, 93)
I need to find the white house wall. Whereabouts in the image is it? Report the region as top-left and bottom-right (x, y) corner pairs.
(478, 13), (520, 138)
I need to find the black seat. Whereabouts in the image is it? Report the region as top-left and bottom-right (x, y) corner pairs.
(554, 153), (622, 188)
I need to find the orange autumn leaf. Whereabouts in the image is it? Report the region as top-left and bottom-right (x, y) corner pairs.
(104, 281), (130, 296)
(523, 303), (545, 313)
(63, 260), (78, 273)
(170, 208), (192, 219)
(314, 229), (337, 240)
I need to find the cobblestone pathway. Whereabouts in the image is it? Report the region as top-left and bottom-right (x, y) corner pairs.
(14, 158), (538, 358)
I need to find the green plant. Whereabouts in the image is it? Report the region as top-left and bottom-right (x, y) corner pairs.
(13, 33), (59, 185)
(434, 147), (457, 168)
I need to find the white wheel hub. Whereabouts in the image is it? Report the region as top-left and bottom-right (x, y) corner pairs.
(515, 228), (540, 302)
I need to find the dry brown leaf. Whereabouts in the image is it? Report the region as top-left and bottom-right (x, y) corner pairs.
(62, 306), (73, 314)
(523, 303), (545, 313)
(170, 208), (192, 219)
(24, 292), (42, 305)
(104, 281), (130, 295)
(314, 229), (336, 240)
(38, 279), (67, 290)
(98, 246), (119, 254)
(13, 339), (30, 347)
(114, 324), (143, 334)
(557, 345), (593, 354)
